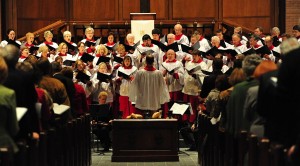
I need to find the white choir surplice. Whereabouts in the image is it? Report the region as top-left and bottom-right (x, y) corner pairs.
(162, 60), (185, 92)
(129, 69), (170, 111)
(182, 60), (208, 96)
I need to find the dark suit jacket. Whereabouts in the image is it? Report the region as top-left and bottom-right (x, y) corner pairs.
(200, 70), (223, 98)
(4, 68), (39, 140)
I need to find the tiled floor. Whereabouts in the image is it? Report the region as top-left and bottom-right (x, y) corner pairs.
(91, 149), (199, 166)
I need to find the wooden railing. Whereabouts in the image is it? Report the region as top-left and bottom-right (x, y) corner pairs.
(197, 113), (290, 166)
(17, 20), (66, 42)
(222, 19), (255, 35)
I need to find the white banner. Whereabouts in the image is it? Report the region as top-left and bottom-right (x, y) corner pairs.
(131, 20), (154, 43)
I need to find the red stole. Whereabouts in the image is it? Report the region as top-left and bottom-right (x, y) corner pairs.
(144, 65), (156, 71)
(175, 34), (183, 40)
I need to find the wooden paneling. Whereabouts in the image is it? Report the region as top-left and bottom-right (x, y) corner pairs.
(172, 0), (216, 19)
(225, 17), (271, 32)
(150, 0), (168, 20)
(223, 0), (270, 17)
(71, 0), (116, 20)
(17, 0), (65, 19)
(120, 0), (140, 20)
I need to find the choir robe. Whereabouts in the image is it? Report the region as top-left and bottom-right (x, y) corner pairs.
(18, 56), (28, 62)
(75, 70), (94, 98)
(198, 37), (211, 52)
(234, 43), (248, 54)
(90, 72), (114, 104)
(54, 52), (73, 62)
(129, 66), (170, 111)
(182, 60), (208, 122)
(81, 38), (96, 54)
(39, 42), (58, 62)
(162, 60), (184, 99)
(115, 66), (137, 118)
(0, 40), (21, 47)
(132, 44), (160, 69)
(175, 34), (189, 46)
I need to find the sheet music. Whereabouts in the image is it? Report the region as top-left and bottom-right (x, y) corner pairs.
(16, 107), (28, 121)
(170, 103), (192, 115)
(53, 103), (70, 115)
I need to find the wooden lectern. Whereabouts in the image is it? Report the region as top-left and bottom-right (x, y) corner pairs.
(111, 119), (179, 162)
(130, 13), (156, 20)
(130, 13), (156, 43)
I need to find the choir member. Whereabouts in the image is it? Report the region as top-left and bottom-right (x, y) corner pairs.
(81, 26), (96, 54)
(126, 33), (135, 46)
(115, 56), (137, 118)
(63, 30), (77, 55)
(292, 25), (300, 43)
(23, 32), (35, 49)
(182, 50), (207, 122)
(74, 59), (93, 101)
(174, 24), (189, 45)
(36, 45), (49, 59)
(162, 49), (185, 108)
(264, 36), (281, 62)
(132, 34), (160, 69)
(55, 42), (73, 62)
(233, 27), (248, 46)
(90, 62), (114, 104)
(271, 27), (282, 45)
(0, 29), (21, 48)
(216, 29), (231, 48)
(18, 46), (30, 62)
(129, 54), (170, 117)
(39, 31), (58, 56)
(232, 34), (248, 54)
(93, 44), (112, 73)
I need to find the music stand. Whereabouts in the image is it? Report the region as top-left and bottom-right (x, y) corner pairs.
(89, 104), (111, 155)
(168, 101), (192, 156)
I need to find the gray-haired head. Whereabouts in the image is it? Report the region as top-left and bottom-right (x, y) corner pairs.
(242, 54), (262, 77)
(280, 37), (300, 55)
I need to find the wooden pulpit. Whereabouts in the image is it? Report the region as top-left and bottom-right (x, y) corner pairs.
(111, 119), (179, 162)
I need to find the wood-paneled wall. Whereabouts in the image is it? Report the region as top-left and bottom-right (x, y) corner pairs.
(4, 0), (278, 39)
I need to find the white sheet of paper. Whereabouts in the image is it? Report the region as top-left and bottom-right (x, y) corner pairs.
(16, 107), (28, 121)
(170, 103), (192, 115)
(53, 103), (70, 115)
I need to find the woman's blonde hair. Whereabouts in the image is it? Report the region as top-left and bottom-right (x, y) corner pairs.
(96, 44), (108, 55)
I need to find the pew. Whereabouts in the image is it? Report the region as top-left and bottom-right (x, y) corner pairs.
(197, 113), (290, 166)
(0, 147), (12, 166)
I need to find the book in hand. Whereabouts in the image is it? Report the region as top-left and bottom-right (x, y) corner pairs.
(170, 102), (192, 115)
(105, 42), (119, 52)
(75, 71), (90, 84)
(117, 70), (132, 80)
(85, 40), (96, 47)
(218, 47), (239, 56)
(113, 56), (124, 64)
(161, 63), (180, 74)
(7, 39), (21, 48)
(242, 47), (256, 56)
(255, 45), (271, 55)
(181, 42), (201, 53)
(46, 44), (57, 52)
(185, 64), (202, 73)
(80, 52), (95, 63)
(164, 42), (180, 52)
(97, 72), (112, 82)
(96, 56), (111, 65)
(53, 103), (70, 115)
(124, 41), (140, 52)
(65, 41), (78, 55)
(271, 50), (281, 58)
(136, 48), (155, 55)
(16, 107), (28, 121)
(151, 39), (167, 51)
(204, 46), (222, 57)
(29, 45), (39, 55)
